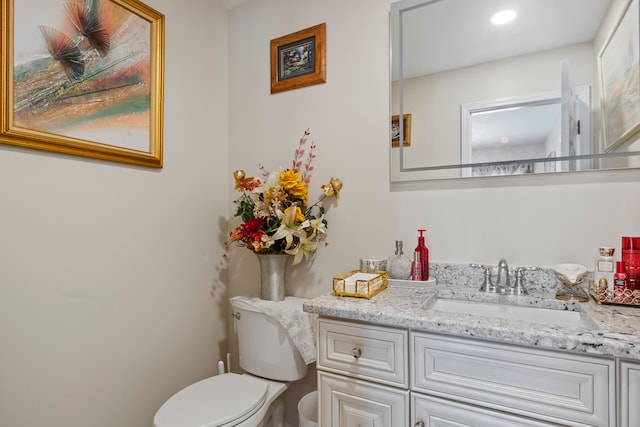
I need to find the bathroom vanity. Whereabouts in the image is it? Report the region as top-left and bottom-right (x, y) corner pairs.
(303, 270), (640, 427)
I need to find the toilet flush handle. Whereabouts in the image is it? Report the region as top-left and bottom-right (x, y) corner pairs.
(232, 311), (240, 334)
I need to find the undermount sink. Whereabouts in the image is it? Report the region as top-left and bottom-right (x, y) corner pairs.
(428, 298), (591, 328)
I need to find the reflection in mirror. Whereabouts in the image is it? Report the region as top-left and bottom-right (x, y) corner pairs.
(391, 0), (640, 182)
(461, 93), (563, 177)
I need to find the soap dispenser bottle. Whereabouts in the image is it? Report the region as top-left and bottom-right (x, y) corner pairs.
(387, 240), (412, 280)
(415, 229), (429, 280)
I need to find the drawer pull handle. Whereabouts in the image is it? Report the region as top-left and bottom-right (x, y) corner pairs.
(351, 347), (362, 359)
(414, 421), (425, 427)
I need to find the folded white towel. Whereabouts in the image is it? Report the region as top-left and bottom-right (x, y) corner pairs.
(230, 296), (317, 364)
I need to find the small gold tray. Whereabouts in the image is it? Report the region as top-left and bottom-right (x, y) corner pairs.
(332, 270), (388, 299)
(589, 281), (640, 307)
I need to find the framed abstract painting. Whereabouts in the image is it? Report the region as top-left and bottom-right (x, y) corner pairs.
(1, 0), (165, 167)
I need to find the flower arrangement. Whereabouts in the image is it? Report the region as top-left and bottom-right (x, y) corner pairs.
(227, 130), (343, 265)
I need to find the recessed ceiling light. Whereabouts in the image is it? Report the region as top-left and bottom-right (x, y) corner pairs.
(491, 9), (517, 25)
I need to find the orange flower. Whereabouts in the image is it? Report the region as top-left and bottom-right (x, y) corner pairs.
(233, 169), (261, 191)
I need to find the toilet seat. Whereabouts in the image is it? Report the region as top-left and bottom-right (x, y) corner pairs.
(153, 373), (268, 427)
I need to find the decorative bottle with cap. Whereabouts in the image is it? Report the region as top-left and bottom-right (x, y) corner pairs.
(614, 261), (628, 303)
(387, 240), (412, 280)
(412, 251), (423, 281)
(622, 237), (640, 290)
(594, 247), (615, 296)
(414, 229), (429, 280)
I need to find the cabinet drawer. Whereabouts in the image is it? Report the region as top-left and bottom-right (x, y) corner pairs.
(318, 371), (409, 427)
(318, 318), (408, 387)
(412, 332), (614, 427)
(412, 393), (556, 426)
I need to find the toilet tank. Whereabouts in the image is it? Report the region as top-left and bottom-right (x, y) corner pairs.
(230, 297), (308, 382)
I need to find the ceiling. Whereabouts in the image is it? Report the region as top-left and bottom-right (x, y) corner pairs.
(471, 101), (561, 148)
(394, 0), (612, 79)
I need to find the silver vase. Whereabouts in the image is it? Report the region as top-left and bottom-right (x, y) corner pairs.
(256, 253), (289, 301)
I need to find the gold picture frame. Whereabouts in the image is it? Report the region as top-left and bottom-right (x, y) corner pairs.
(1, 0), (165, 168)
(391, 114), (411, 147)
(270, 23), (326, 94)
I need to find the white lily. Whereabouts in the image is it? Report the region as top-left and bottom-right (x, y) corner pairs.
(255, 171), (279, 194)
(307, 216), (326, 240)
(286, 233), (319, 265)
(271, 206), (300, 249)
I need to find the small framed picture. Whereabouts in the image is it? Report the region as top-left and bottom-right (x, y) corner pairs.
(391, 114), (411, 147)
(270, 23), (326, 94)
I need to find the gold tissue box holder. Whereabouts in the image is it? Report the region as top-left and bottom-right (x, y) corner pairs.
(589, 281), (640, 307)
(332, 270), (388, 299)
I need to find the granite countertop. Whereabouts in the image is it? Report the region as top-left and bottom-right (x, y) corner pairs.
(303, 282), (640, 361)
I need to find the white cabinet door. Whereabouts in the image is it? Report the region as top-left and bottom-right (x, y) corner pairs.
(620, 359), (640, 427)
(413, 393), (557, 427)
(318, 371), (409, 427)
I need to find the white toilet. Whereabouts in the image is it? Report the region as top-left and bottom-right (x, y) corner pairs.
(154, 296), (309, 427)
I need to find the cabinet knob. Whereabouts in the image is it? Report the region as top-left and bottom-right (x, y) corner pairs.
(414, 421), (425, 427)
(351, 347), (362, 359)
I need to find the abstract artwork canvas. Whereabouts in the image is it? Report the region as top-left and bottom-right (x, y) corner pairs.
(598, 0), (640, 151)
(1, 0), (164, 167)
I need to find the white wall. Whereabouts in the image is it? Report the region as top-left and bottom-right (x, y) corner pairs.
(226, 1), (395, 424)
(227, 0), (395, 292)
(227, 0), (640, 293)
(0, 1), (230, 426)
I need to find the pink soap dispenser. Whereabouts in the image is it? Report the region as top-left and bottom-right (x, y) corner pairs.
(415, 229), (429, 280)
(412, 251), (423, 281)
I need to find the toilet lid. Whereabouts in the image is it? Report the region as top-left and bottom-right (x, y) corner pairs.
(154, 373), (268, 427)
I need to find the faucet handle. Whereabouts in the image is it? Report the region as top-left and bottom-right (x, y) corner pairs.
(470, 263), (494, 292)
(516, 266), (540, 277)
(511, 267), (540, 295)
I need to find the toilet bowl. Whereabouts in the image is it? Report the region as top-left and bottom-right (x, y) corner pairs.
(154, 296), (312, 427)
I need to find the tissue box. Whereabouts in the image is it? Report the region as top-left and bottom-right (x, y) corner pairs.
(332, 270), (388, 299)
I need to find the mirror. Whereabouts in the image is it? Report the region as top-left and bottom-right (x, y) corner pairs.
(391, 0), (640, 182)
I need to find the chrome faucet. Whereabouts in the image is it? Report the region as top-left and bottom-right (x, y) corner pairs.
(472, 260), (538, 295)
(495, 258), (510, 290)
